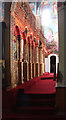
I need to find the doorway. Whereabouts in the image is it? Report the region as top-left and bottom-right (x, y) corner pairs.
(50, 56), (56, 73)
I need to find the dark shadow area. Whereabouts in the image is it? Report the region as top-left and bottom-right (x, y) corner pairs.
(57, 71), (63, 83)
(50, 56), (56, 73)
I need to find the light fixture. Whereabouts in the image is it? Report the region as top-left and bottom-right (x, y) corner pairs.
(25, 26), (27, 29)
(24, 26), (28, 35)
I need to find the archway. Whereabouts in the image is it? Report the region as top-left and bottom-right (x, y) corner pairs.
(14, 25), (20, 61)
(48, 54), (59, 74)
(13, 25), (21, 84)
(45, 54), (59, 74)
(50, 56), (56, 73)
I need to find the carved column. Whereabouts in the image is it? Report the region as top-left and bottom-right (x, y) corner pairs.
(20, 39), (24, 84)
(28, 37), (32, 79)
(18, 35), (22, 84)
(32, 41), (34, 78)
(32, 44), (35, 78)
(27, 41), (29, 81)
(39, 46), (43, 75)
(43, 54), (45, 73)
(30, 44), (33, 79)
(35, 45), (39, 77)
(23, 39), (27, 82)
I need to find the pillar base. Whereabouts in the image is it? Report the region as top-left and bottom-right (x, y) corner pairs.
(23, 62), (27, 82)
(29, 63), (32, 79)
(39, 63), (43, 75)
(32, 63), (34, 78)
(18, 61), (22, 84)
(35, 63), (39, 77)
(27, 62), (29, 81)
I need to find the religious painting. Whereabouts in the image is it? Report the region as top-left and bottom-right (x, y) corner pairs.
(14, 32), (18, 60)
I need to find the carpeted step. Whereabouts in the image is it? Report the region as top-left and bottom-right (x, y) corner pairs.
(41, 73), (57, 80)
(16, 93), (56, 116)
(17, 95), (55, 107)
(2, 113), (65, 120)
(16, 106), (55, 115)
(41, 77), (54, 80)
(17, 93), (56, 99)
(17, 94), (56, 105)
(17, 93), (56, 103)
(17, 99), (55, 107)
(2, 75), (57, 119)
(17, 102), (55, 108)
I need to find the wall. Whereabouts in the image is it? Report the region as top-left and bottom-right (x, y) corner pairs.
(4, 2), (12, 87)
(45, 58), (49, 72)
(56, 3), (66, 115)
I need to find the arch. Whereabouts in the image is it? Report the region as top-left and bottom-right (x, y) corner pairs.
(14, 25), (20, 36)
(14, 25), (20, 61)
(50, 56), (56, 73)
(48, 54), (59, 73)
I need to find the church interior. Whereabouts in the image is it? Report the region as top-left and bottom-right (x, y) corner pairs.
(0, 0), (66, 119)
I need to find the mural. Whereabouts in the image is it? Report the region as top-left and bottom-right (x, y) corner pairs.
(14, 25), (20, 61)
(40, 0), (58, 54)
(29, 1), (58, 55)
(29, 2), (35, 15)
(0, 2), (4, 22)
(14, 32), (18, 60)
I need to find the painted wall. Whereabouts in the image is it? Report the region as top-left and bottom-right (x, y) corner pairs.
(40, 0), (58, 54)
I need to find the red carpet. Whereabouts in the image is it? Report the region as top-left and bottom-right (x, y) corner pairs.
(7, 73), (57, 94)
(2, 73), (59, 120)
(41, 73), (57, 79)
(24, 73), (57, 94)
(24, 78), (57, 94)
